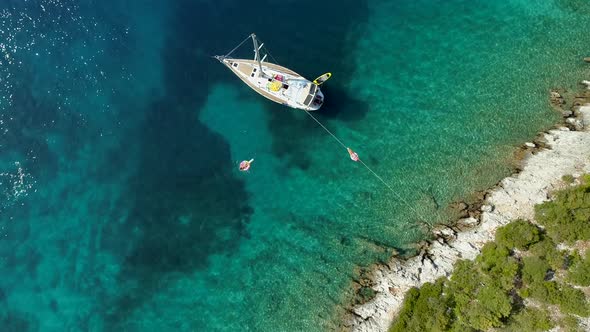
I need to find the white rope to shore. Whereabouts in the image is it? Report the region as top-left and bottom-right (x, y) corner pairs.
(303, 110), (429, 223)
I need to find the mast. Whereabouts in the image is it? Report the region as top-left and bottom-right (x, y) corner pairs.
(251, 33), (264, 76)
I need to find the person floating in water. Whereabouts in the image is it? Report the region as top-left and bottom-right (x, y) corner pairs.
(347, 148), (359, 162)
(239, 159), (254, 171)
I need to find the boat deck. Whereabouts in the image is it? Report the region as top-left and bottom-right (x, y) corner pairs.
(215, 34), (323, 111)
(223, 59), (306, 107)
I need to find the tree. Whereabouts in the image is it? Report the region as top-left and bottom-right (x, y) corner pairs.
(535, 181), (590, 244)
(495, 219), (540, 250)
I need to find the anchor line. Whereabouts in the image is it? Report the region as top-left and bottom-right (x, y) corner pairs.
(303, 110), (429, 223)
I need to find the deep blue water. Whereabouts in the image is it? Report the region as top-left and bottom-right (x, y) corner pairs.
(1, 0), (589, 331)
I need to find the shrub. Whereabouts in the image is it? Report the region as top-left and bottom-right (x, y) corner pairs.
(556, 284), (590, 317)
(523, 280), (590, 317)
(476, 242), (519, 291)
(475, 284), (512, 326)
(562, 174), (575, 184)
(559, 315), (582, 332)
(452, 283), (512, 331)
(528, 237), (566, 270)
(521, 256), (550, 285)
(478, 242), (511, 269)
(390, 287), (420, 332)
(447, 260), (480, 308)
(389, 279), (452, 332)
(535, 180), (590, 244)
(567, 250), (590, 286)
(461, 301), (501, 331)
(520, 280), (550, 301)
(445, 249), (516, 331)
(502, 307), (553, 332)
(495, 219), (541, 250)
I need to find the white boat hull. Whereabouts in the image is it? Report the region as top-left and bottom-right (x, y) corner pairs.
(218, 58), (324, 111)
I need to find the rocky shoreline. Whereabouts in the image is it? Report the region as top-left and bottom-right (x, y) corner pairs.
(343, 84), (590, 332)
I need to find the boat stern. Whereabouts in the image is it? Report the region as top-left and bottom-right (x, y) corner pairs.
(295, 82), (324, 111)
(307, 88), (324, 111)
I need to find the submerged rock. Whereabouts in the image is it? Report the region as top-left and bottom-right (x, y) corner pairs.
(449, 201), (469, 218)
(550, 90), (564, 108)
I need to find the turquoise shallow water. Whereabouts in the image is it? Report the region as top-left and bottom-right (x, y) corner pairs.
(1, 0), (589, 331)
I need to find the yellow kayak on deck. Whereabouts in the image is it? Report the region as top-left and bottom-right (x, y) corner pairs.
(313, 72), (332, 85)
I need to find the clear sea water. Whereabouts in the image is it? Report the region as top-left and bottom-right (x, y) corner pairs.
(1, 0), (589, 331)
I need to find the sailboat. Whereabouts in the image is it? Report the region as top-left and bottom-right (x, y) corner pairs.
(214, 34), (325, 111)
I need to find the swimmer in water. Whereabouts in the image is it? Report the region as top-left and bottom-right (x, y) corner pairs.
(347, 148), (359, 162)
(239, 159), (254, 171)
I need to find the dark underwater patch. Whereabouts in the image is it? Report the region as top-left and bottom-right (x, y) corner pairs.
(1, 0), (373, 330)
(102, 0), (370, 324)
(102, 0), (255, 327)
(0, 307), (38, 332)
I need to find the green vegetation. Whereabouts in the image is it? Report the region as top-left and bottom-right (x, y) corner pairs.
(388, 174), (590, 332)
(495, 219), (540, 250)
(521, 256), (550, 284)
(562, 174), (575, 184)
(390, 244), (518, 332)
(521, 280), (589, 316)
(559, 314), (583, 332)
(475, 242), (519, 291)
(567, 250), (590, 286)
(500, 307), (553, 332)
(445, 260), (478, 308)
(534, 175), (590, 244)
(464, 283), (512, 330)
(528, 237), (567, 270)
(451, 252), (514, 330)
(389, 280), (451, 332)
